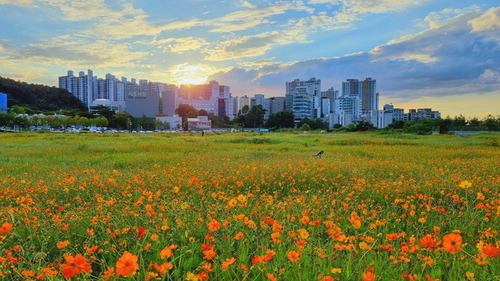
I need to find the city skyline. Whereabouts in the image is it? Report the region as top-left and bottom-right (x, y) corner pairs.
(0, 0), (499, 118)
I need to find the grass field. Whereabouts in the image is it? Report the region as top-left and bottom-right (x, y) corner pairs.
(1, 131), (500, 280)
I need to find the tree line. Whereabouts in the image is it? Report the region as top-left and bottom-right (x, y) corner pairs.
(1, 75), (499, 133)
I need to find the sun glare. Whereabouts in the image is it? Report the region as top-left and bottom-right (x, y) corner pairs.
(170, 64), (217, 86)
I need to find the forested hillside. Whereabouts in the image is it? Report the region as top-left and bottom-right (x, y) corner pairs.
(0, 76), (87, 112)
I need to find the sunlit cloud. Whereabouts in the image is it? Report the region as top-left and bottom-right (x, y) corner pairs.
(168, 63), (223, 86)
(0, 0), (32, 7)
(307, 0), (432, 13)
(153, 37), (209, 54)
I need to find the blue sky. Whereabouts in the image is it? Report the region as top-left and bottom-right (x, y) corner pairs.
(1, 0), (499, 118)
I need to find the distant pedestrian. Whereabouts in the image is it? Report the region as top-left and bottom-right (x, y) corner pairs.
(201, 130), (204, 137)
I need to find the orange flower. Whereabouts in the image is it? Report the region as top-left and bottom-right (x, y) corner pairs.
(86, 245), (99, 255)
(102, 267), (115, 281)
(482, 244), (500, 258)
(442, 233), (462, 254)
(402, 273), (418, 280)
(160, 246), (174, 259)
(420, 234), (439, 248)
(348, 212), (362, 229)
(208, 219), (221, 231)
(221, 257), (236, 271)
(116, 251), (139, 277)
(234, 232), (244, 240)
(197, 271), (210, 280)
(57, 240), (70, 249)
(287, 250), (300, 262)
(21, 270), (36, 277)
(271, 232), (281, 244)
(266, 273), (278, 281)
(61, 253), (92, 278)
(153, 262), (173, 275)
(36, 267), (58, 280)
(362, 272), (376, 281)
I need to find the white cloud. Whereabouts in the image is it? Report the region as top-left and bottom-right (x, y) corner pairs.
(153, 37), (209, 54)
(0, 0), (32, 7)
(210, 1), (314, 33)
(307, 0), (431, 13)
(469, 7), (500, 32)
(240, 0), (256, 9)
(424, 5), (481, 23)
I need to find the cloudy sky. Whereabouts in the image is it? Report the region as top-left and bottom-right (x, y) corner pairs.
(1, 0), (499, 118)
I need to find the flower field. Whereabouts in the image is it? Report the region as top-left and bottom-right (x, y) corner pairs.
(1, 132), (500, 280)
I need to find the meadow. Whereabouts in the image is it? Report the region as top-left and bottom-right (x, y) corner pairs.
(1, 131), (499, 280)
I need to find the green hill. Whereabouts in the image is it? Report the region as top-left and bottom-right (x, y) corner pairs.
(0, 76), (87, 112)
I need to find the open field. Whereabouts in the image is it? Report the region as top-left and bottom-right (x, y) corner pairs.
(1, 132), (500, 280)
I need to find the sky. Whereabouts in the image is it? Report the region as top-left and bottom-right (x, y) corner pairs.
(0, 0), (499, 118)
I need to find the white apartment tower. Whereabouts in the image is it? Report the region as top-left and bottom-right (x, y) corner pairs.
(285, 78), (321, 123)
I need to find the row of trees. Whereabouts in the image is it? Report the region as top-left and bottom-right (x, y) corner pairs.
(2, 101), (500, 134)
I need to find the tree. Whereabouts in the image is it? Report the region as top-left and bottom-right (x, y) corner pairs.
(241, 105), (249, 115)
(355, 121), (376, 131)
(94, 105), (115, 120)
(309, 118), (328, 130)
(244, 105), (266, 128)
(110, 112), (133, 129)
(265, 110), (295, 129)
(175, 104), (198, 130)
(93, 116), (109, 128)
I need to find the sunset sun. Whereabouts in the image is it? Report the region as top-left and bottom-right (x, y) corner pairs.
(170, 64), (217, 86)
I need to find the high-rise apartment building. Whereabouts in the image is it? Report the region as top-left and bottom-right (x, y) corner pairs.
(285, 78), (321, 123)
(342, 77), (378, 112)
(58, 69), (95, 108)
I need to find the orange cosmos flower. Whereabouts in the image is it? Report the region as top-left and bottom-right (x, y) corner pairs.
(86, 245), (99, 255)
(362, 272), (376, 281)
(197, 271), (210, 280)
(266, 273), (278, 281)
(482, 244), (500, 258)
(442, 233), (462, 254)
(160, 245), (177, 260)
(348, 212), (362, 229)
(61, 253), (92, 278)
(234, 232), (244, 240)
(402, 273), (418, 280)
(221, 257), (236, 271)
(420, 234), (440, 248)
(116, 251), (139, 277)
(36, 267), (58, 280)
(21, 270), (36, 277)
(0, 222), (13, 234)
(102, 267), (115, 281)
(57, 240), (70, 249)
(271, 232), (281, 244)
(287, 250), (300, 262)
(208, 219), (221, 231)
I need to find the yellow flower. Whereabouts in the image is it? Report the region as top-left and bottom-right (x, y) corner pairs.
(459, 181), (472, 189)
(185, 272), (199, 281)
(465, 271), (476, 281)
(331, 268), (342, 274)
